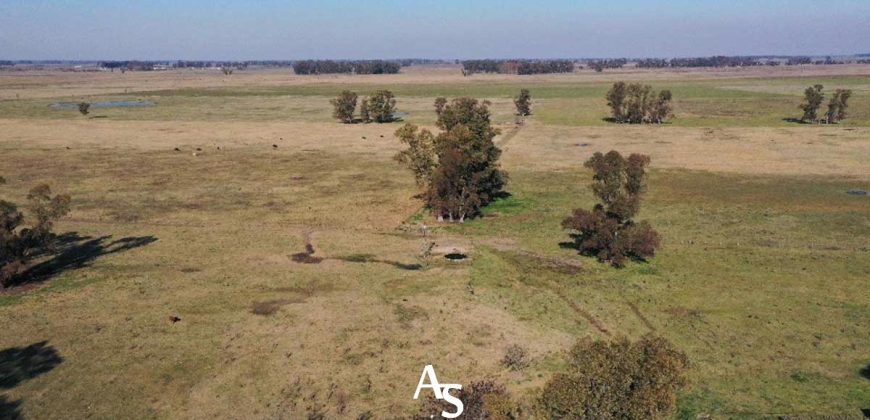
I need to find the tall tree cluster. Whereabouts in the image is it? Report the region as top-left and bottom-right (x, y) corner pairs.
(800, 84), (852, 123)
(395, 98), (507, 222)
(1, 182), (71, 287)
(606, 82), (673, 124)
(330, 90), (397, 124)
(562, 151), (660, 267)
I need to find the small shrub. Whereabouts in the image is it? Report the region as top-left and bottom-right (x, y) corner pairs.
(539, 335), (689, 420)
(77, 102), (90, 116)
(501, 344), (529, 371)
(416, 379), (519, 420)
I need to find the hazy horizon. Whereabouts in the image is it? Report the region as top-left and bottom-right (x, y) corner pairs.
(1, 0), (869, 61)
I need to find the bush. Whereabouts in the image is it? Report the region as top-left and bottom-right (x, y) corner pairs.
(539, 335), (689, 420)
(562, 151), (659, 267)
(501, 344), (529, 371)
(416, 379), (519, 420)
(78, 102), (90, 116)
(330, 90), (357, 123)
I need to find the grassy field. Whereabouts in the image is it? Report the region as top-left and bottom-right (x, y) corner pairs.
(0, 65), (868, 419)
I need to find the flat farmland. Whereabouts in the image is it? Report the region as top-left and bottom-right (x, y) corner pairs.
(0, 65), (868, 419)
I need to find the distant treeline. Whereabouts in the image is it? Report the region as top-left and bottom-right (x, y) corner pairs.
(292, 60), (402, 75)
(461, 59), (575, 75)
(99, 61), (175, 71)
(635, 55), (852, 68)
(587, 59), (628, 72)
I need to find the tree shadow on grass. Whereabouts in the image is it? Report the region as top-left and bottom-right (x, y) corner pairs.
(0, 341), (63, 390)
(4, 233), (157, 289)
(782, 117), (809, 124)
(0, 395), (22, 420)
(335, 254), (422, 271)
(558, 237), (651, 265)
(0, 342), (62, 420)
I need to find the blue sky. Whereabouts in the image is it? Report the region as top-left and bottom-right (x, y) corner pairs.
(1, 0), (868, 60)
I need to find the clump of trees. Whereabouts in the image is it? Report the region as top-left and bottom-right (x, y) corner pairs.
(606, 82), (673, 124)
(1, 182), (71, 287)
(461, 59), (574, 75)
(330, 90), (398, 124)
(562, 151), (660, 267)
(799, 84), (852, 123)
(539, 335), (689, 419)
(395, 97), (507, 222)
(514, 89), (532, 116)
(293, 60), (401, 75)
(588, 58), (627, 72)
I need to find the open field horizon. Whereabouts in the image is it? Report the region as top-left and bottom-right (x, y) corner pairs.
(1, 64), (868, 419)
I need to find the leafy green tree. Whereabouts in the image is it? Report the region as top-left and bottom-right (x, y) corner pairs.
(330, 90), (357, 123)
(540, 335), (689, 420)
(624, 84), (653, 124)
(649, 90), (673, 123)
(395, 97), (507, 222)
(365, 90), (397, 123)
(359, 98), (371, 123)
(800, 84), (824, 122)
(606, 82), (627, 122)
(826, 89), (853, 123)
(393, 124), (436, 186)
(562, 151), (659, 266)
(434, 97), (447, 118)
(514, 89), (532, 116)
(1, 184), (70, 287)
